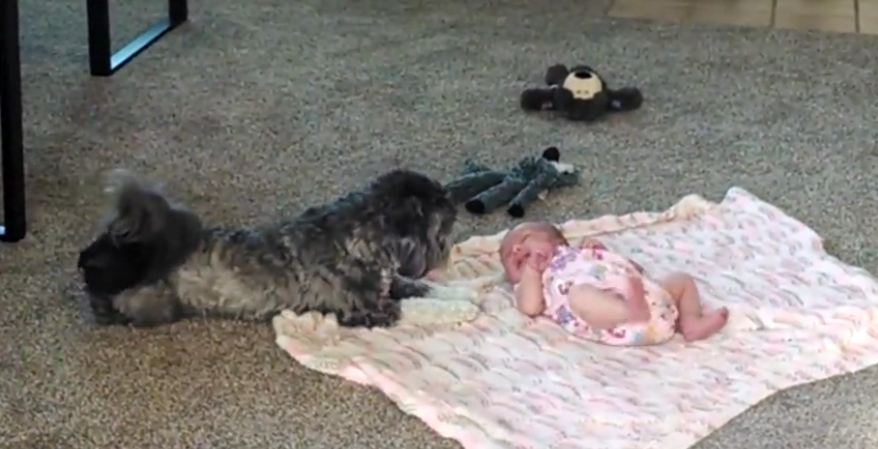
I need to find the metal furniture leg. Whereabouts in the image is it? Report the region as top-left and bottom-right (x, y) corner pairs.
(0, 0), (26, 243)
(87, 0), (188, 76)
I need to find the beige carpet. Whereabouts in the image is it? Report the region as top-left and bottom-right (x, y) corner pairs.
(2, 0), (878, 448)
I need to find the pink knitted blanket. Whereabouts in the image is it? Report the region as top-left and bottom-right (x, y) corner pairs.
(273, 187), (878, 449)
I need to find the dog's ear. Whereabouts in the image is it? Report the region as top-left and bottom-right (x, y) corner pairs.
(102, 169), (175, 244)
(387, 188), (456, 239)
(78, 233), (130, 270)
(373, 169), (444, 234)
(387, 196), (428, 237)
(110, 189), (172, 244)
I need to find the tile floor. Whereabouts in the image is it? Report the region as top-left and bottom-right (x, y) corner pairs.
(607, 0), (878, 34)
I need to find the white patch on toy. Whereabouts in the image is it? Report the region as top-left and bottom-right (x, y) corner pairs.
(549, 161), (575, 174)
(562, 71), (602, 100)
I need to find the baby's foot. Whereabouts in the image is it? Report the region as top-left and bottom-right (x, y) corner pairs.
(680, 307), (729, 342)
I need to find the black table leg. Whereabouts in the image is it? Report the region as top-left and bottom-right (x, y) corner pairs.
(87, 0), (188, 77)
(0, 0), (26, 243)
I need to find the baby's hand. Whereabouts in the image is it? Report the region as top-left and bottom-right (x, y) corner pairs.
(581, 238), (607, 251)
(526, 250), (551, 272)
(518, 260), (543, 286)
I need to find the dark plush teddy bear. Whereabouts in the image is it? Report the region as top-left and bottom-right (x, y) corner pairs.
(520, 63), (643, 122)
(444, 146), (580, 218)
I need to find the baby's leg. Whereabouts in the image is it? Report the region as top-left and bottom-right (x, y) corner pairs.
(567, 283), (631, 331)
(661, 273), (728, 341)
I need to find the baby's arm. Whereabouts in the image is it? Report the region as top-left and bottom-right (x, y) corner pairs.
(515, 265), (546, 317)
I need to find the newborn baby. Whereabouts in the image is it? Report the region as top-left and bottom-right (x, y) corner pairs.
(499, 221), (728, 346)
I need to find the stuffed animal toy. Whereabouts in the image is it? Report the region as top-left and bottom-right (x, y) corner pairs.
(445, 146), (580, 218)
(520, 63), (643, 122)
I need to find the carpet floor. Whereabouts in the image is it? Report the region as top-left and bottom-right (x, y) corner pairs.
(2, 0), (878, 448)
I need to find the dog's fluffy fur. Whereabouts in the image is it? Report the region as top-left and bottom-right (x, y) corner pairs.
(77, 168), (466, 328)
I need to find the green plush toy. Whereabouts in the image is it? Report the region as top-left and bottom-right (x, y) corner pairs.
(445, 146), (580, 218)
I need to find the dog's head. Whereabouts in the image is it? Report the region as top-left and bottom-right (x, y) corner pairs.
(78, 171), (204, 298)
(78, 232), (154, 296)
(370, 169), (457, 278)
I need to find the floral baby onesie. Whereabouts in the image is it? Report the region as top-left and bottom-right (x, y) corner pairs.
(541, 243), (679, 346)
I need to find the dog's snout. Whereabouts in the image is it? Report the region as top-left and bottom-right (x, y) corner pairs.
(77, 250), (107, 271)
(76, 252), (90, 270)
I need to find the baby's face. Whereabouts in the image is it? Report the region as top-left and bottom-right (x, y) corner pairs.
(500, 223), (566, 283)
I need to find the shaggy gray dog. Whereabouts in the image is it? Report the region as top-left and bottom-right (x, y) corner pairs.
(76, 168), (473, 328)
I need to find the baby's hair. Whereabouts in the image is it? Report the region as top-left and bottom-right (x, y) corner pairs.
(499, 221), (568, 258)
(538, 222), (568, 245)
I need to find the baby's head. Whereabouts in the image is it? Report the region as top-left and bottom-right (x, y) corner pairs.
(499, 221), (569, 283)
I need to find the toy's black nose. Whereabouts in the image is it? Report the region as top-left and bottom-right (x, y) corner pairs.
(574, 71), (593, 79)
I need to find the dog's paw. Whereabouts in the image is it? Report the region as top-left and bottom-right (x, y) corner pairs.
(399, 298), (480, 326)
(338, 298), (402, 329)
(82, 295), (130, 326)
(274, 310), (341, 344)
(379, 267), (394, 297)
